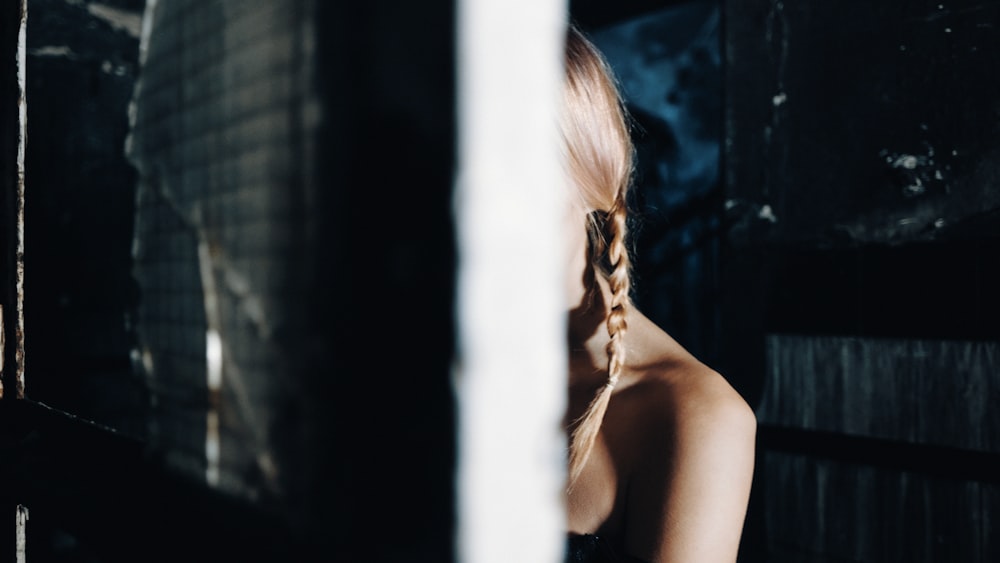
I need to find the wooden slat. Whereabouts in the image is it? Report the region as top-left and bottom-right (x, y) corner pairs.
(983, 485), (999, 562)
(1, 0), (27, 401)
(760, 334), (999, 452)
(764, 451), (988, 563)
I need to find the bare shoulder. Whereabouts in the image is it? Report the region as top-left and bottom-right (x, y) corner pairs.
(613, 325), (756, 562)
(646, 363), (755, 442)
(619, 345), (756, 450)
(615, 310), (756, 443)
(622, 358), (757, 476)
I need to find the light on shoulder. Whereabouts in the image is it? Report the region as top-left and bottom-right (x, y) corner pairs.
(621, 362), (757, 563)
(617, 308), (757, 444)
(675, 367), (755, 434)
(627, 361), (757, 448)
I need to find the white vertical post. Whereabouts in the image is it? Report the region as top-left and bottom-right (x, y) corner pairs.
(454, 1), (568, 562)
(13, 0), (27, 398)
(15, 505), (27, 563)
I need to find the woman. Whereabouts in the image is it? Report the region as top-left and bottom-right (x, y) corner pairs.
(560, 26), (756, 563)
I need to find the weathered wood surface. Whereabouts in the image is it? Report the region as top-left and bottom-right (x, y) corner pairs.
(724, 0), (1000, 248)
(764, 451), (994, 563)
(724, 1), (1000, 562)
(985, 485), (1000, 563)
(1, 0), (27, 401)
(760, 334), (999, 453)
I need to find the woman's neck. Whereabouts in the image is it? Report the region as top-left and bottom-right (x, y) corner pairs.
(567, 272), (614, 390)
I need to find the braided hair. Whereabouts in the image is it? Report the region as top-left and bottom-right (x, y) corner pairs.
(561, 26), (634, 486)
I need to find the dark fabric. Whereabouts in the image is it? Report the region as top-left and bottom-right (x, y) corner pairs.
(565, 533), (649, 563)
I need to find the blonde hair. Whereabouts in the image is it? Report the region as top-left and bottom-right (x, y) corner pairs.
(562, 26), (634, 486)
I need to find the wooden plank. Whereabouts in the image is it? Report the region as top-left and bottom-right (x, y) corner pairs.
(760, 334), (999, 452)
(1, 0), (27, 400)
(11, 0), (24, 399)
(983, 485), (1000, 562)
(764, 451), (985, 562)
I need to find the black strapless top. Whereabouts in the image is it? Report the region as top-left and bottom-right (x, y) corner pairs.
(566, 534), (649, 563)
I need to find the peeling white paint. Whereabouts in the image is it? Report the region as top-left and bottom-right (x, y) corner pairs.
(206, 409), (220, 486)
(15, 0), (27, 397)
(141, 346), (154, 375)
(220, 267), (271, 339)
(0, 306), (4, 386)
(125, 0), (157, 161)
(15, 505), (27, 563)
(758, 204), (778, 223)
(138, 0), (157, 66)
(28, 45), (76, 58)
(893, 154), (920, 170)
(88, 3), (142, 38)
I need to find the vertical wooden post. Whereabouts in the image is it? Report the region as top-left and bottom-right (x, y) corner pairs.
(13, 507), (25, 563)
(1, 0), (26, 401)
(3, 1), (29, 560)
(1, 306), (5, 382)
(12, 0), (25, 401)
(454, 0), (568, 562)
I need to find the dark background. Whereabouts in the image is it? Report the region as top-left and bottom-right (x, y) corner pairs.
(1, 0), (998, 561)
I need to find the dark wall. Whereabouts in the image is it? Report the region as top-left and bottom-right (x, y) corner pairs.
(5, 1), (456, 562)
(314, 1), (456, 560)
(724, 1), (1000, 561)
(16, 1), (998, 562)
(24, 0), (145, 434)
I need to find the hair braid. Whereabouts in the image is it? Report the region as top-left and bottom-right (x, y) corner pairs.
(563, 25), (635, 488)
(568, 191), (631, 487)
(604, 191), (631, 387)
